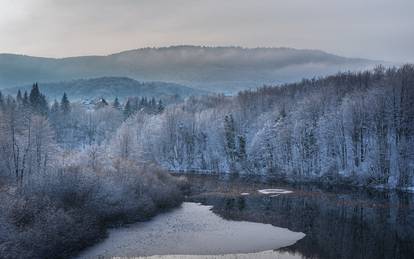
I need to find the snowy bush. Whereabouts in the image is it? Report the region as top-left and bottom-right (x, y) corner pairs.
(0, 163), (184, 259)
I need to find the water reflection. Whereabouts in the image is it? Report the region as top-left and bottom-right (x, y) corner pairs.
(186, 174), (414, 259)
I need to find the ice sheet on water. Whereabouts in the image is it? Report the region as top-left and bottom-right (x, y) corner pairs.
(258, 189), (293, 195)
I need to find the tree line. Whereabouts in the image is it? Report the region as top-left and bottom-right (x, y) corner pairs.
(1, 65), (412, 190)
(115, 65), (414, 189)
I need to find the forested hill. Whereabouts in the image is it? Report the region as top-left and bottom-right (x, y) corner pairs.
(120, 65), (414, 190)
(0, 46), (379, 93)
(0, 65), (412, 190)
(2, 77), (206, 101)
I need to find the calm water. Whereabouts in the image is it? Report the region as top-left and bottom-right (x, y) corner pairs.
(78, 174), (414, 259)
(186, 174), (414, 259)
(78, 202), (305, 258)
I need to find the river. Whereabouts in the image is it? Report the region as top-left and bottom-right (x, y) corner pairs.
(77, 174), (414, 259)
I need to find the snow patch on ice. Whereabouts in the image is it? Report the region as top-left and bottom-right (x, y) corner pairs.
(258, 189), (293, 195)
(241, 193), (250, 196)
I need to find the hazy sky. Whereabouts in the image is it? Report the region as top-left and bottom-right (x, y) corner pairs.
(1, 0), (413, 62)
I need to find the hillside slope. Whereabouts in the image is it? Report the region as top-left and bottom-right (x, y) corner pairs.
(0, 46), (380, 93)
(2, 77), (206, 101)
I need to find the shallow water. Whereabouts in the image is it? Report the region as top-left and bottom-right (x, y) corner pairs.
(77, 203), (304, 258)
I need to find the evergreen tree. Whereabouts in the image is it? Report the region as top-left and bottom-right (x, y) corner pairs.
(29, 83), (39, 105)
(22, 91), (29, 108)
(123, 99), (133, 119)
(150, 97), (156, 109)
(224, 114), (237, 163)
(29, 83), (48, 115)
(140, 97), (148, 108)
(113, 97), (121, 110)
(16, 90), (23, 105)
(237, 135), (247, 161)
(133, 98), (139, 112)
(157, 99), (164, 113)
(0, 91), (3, 108)
(51, 99), (60, 115)
(50, 99), (60, 126)
(60, 93), (71, 115)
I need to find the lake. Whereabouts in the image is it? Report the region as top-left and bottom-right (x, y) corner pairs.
(77, 174), (414, 259)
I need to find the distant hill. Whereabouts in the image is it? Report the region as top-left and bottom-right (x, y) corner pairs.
(2, 77), (207, 101)
(0, 46), (382, 93)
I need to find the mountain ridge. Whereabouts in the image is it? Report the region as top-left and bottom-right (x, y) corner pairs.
(0, 45), (383, 93)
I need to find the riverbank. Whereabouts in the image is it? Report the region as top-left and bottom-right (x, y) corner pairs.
(0, 166), (187, 259)
(170, 171), (414, 193)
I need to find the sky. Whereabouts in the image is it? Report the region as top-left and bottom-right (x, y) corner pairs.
(0, 0), (413, 62)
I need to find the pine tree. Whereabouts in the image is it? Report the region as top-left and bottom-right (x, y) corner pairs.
(237, 135), (247, 161)
(113, 97), (121, 110)
(133, 98), (139, 112)
(60, 93), (71, 115)
(140, 97), (148, 108)
(123, 99), (133, 119)
(29, 83), (48, 115)
(16, 90), (23, 105)
(224, 114), (237, 162)
(22, 91), (29, 108)
(150, 97), (156, 109)
(29, 83), (40, 106)
(51, 99), (60, 115)
(0, 91), (3, 108)
(50, 99), (60, 125)
(157, 99), (164, 113)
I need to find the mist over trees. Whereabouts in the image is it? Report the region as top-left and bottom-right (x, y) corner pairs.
(0, 46), (379, 93)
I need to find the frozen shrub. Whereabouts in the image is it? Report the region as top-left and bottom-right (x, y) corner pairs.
(0, 163), (184, 259)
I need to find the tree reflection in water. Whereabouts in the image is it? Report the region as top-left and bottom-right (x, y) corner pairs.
(186, 174), (414, 259)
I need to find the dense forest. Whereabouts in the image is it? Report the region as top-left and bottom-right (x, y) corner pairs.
(2, 65), (412, 191)
(117, 65), (413, 189)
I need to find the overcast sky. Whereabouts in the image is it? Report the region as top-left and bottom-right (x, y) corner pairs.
(1, 0), (413, 62)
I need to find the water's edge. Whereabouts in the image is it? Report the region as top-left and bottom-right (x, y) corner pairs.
(77, 202), (305, 258)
